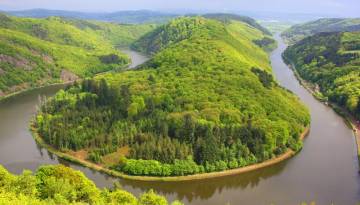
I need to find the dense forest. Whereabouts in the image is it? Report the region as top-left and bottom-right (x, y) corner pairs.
(282, 18), (360, 44)
(283, 31), (360, 119)
(34, 16), (310, 177)
(0, 164), (182, 205)
(0, 13), (154, 97)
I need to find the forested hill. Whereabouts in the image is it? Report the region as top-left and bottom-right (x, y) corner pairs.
(0, 13), (154, 97)
(133, 15), (276, 54)
(35, 17), (310, 177)
(283, 31), (360, 119)
(282, 18), (360, 44)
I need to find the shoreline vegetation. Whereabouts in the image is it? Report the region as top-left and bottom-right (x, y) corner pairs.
(0, 63), (132, 102)
(0, 61), (131, 102)
(281, 30), (360, 170)
(283, 57), (360, 169)
(30, 124), (310, 182)
(0, 82), (69, 102)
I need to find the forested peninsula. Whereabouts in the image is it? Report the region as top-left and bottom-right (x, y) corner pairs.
(33, 16), (310, 179)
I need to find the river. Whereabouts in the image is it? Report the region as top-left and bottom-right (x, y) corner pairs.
(0, 39), (360, 205)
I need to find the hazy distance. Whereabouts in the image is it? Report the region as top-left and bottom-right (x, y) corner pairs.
(1, 0), (359, 18)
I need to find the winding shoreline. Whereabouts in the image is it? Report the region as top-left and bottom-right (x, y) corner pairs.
(283, 58), (360, 169)
(30, 124), (310, 182)
(3, 42), (312, 182)
(0, 53), (133, 102)
(0, 82), (70, 102)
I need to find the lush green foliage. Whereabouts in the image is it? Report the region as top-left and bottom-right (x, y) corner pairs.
(0, 164), (182, 205)
(282, 18), (360, 44)
(252, 37), (277, 52)
(0, 14), (154, 97)
(35, 17), (309, 177)
(284, 31), (360, 119)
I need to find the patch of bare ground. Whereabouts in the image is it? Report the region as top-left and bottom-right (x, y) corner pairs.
(42, 55), (54, 64)
(9, 83), (30, 93)
(0, 54), (34, 71)
(30, 49), (54, 64)
(60, 69), (79, 82)
(67, 149), (88, 161)
(102, 146), (129, 167)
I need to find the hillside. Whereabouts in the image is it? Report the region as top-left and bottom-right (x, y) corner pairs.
(61, 18), (156, 47)
(202, 13), (272, 35)
(283, 31), (360, 119)
(0, 164), (182, 205)
(34, 17), (310, 177)
(7, 9), (178, 24)
(0, 14), (154, 97)
(203, 13), (277, 51)
(133, 15), (276, 54)
(282, 18), (360, 44)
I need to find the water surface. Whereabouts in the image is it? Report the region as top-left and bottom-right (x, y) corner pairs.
(121, 49), (149, 69)
(0, 40), (359, 204)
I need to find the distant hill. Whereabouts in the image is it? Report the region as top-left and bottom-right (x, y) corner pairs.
(258, 20), (294, 34)
(201, 14), (276, 51)
(202, 13), (272, 35)
(133, 13), (276, 54)
(282, 18), (360, 44)
(5, 9), (178, 24)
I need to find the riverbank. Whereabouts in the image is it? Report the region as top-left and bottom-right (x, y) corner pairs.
(0, 81), (73, 102)
(30, 123), (310, 182)
(0, 48), (137, 102)
(283, 57), (360, 169)
(0, 34), (355, 204)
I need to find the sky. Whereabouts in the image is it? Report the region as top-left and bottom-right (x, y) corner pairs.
(0, 0), (359, 17)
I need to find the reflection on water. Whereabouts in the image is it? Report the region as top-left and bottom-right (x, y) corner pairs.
(121, 49), (149, 69)
(0, 45), (360, 205)
(120, 161), (288, 202)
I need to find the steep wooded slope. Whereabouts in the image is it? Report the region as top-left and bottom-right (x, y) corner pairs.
(284, 31), (360, 119)
(0, 14), (154, 97)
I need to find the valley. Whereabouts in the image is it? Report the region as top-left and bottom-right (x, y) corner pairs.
(0, 12), (359, 204)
